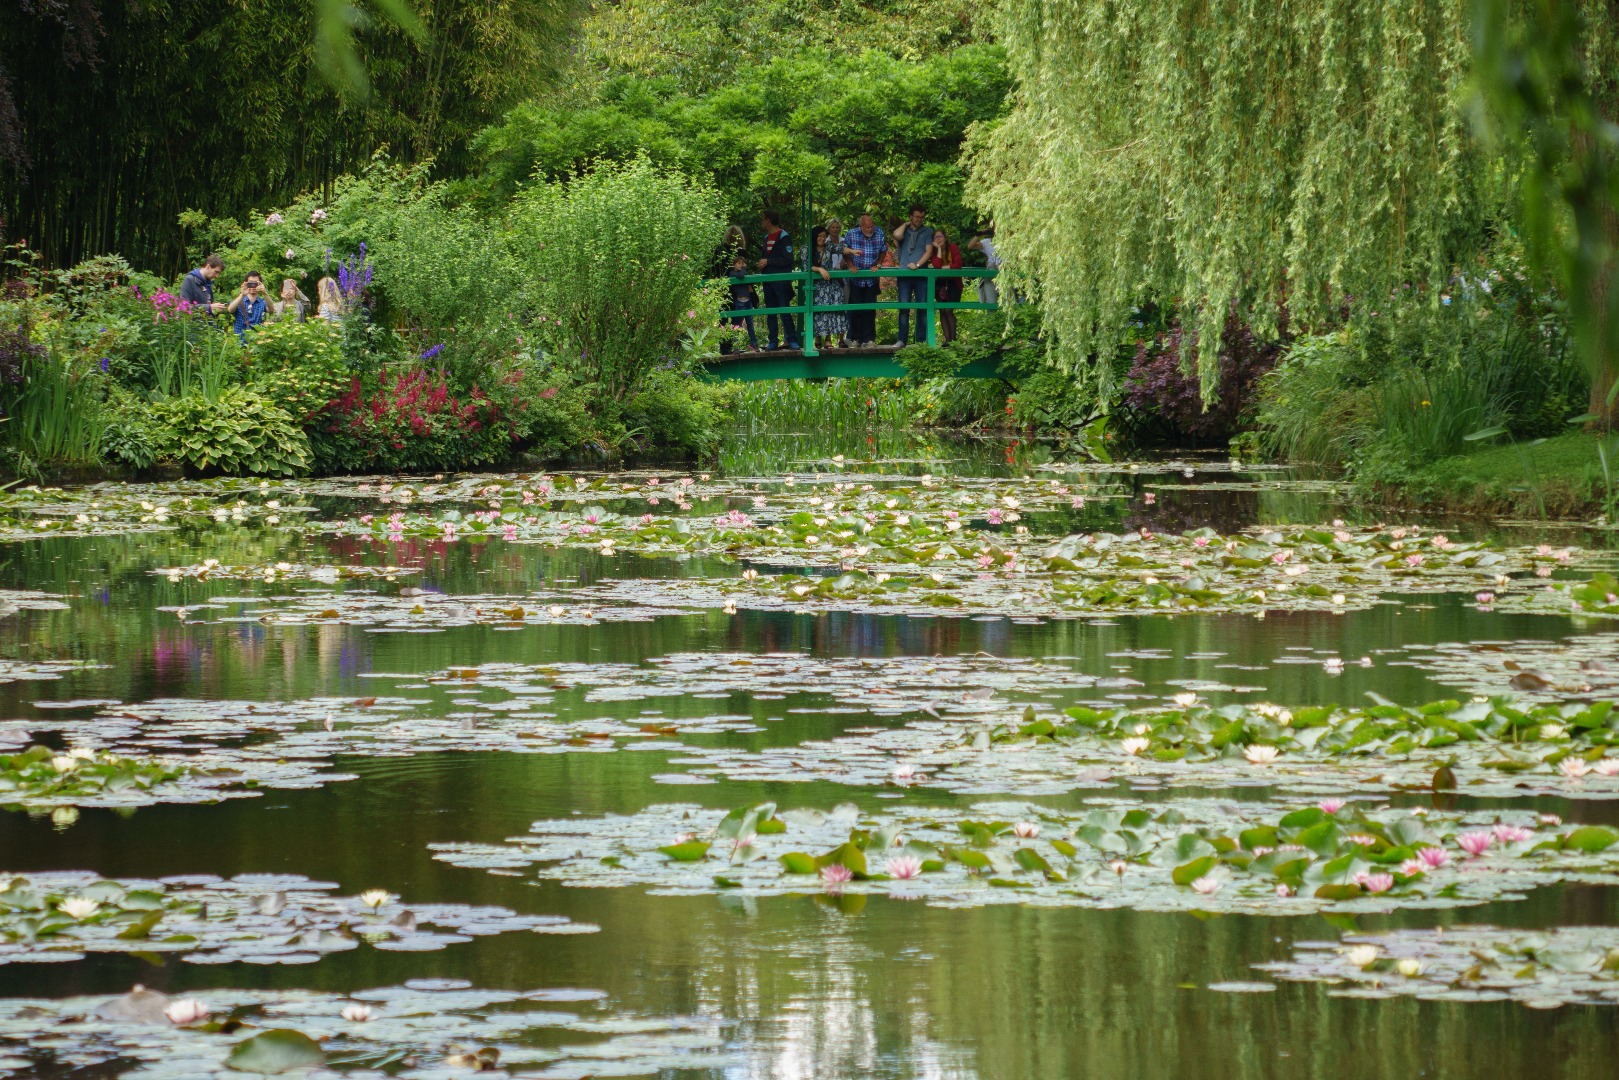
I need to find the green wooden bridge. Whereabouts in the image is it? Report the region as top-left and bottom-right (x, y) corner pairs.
(701, 265), (1002, 381)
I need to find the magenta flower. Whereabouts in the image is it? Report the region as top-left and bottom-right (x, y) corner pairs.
(1416, 847), (1450, 869)
(986, 508), (1003, 524)
(1359, 873), (1394, 894)
(1457, 831), (1493, 857)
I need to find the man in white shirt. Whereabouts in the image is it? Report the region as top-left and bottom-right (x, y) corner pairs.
(968, 228), (1001, 305)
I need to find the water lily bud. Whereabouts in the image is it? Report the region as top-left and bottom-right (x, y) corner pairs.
(341, 1003), (373, 1023)
(1395, 958), (1423, 977)
(1344, 945), (1379, 968)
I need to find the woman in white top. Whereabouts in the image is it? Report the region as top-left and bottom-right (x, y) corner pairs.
(316, 276), (344, 322)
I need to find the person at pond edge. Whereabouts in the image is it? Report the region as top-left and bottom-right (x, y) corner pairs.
(228, 271), (269, 341)
(840, 214), (888, 347)
(892, 204), (933, 346)
(928, 228), (963, 345)
(178, 253), (228, 315)
(725, 253), (761, 352)
(755, 209), (799, 350)
(811, 219), (849, 349)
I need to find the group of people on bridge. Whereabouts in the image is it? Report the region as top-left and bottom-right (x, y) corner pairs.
(719, 205), (1000, 354)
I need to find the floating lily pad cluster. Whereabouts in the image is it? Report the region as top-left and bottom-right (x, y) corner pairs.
(1250, 926), (1619, 1007)
(625, 695), (1619, 801)
(0, 746), (185, 807)
(430, 797), (1619, 915)
(0, 870), (594, 965)
(0, 483), (308, 540)
(1398, 633), (1619, 702)
(151, 560), (414, 584)
(0, 980), (729, 1078)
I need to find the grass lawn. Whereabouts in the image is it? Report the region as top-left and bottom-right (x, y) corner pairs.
(1365, 431), (1618, 519)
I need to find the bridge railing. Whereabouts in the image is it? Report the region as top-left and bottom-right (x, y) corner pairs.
(719, 266), (998, 357)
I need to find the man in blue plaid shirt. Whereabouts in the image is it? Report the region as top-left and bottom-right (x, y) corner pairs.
(839, 214), (888, 346)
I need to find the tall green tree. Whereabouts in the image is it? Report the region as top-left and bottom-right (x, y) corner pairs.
(0, 0), (581, 274)
(967, 0), (1497, 404)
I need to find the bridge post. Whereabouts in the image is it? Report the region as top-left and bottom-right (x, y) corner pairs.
(800, 187), (818, 359)
(924, 268), (937, 347)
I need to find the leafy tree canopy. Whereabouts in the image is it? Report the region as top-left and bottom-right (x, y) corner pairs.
(968, 0), (1504, 402)
(474, 46), (1010, 241)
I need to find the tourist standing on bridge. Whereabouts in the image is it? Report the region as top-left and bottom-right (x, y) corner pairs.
(840, 214), (887, 347)
(928, 228), (964, 345)
(725, 252), (761, 351)
(811, 220), (849, 349)
(892, 204), (934, 346)
(755, 209), (800, 351)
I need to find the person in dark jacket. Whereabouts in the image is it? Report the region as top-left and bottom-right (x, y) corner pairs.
(754, 209), (800, 350)
(178, 254), (228, 315)
(725, 253), (761, 352)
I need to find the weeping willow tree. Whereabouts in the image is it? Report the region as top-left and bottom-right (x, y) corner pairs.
(966, 0), (1617, 417)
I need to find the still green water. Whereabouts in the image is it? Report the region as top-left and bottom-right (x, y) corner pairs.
(0, 433), (1614, 1078)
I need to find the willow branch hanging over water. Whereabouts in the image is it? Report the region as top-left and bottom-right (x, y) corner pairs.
(965, 0), (1492, 400)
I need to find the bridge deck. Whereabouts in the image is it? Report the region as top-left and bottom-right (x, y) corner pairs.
(701, 345), (1005, 381)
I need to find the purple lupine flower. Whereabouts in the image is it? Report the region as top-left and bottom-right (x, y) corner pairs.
(98, 357), (111, 372)
(420, 344), (445, 361)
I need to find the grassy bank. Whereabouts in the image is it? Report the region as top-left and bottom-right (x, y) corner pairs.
(1359, 431), (1617, 520)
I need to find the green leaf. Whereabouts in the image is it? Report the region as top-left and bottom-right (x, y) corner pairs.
(226, 1029), (325, 1074)
(778, 852), (817, 874)
(657, 841), (711, 861)
(1313, 883), (1363, 901)
(1172, 855), (1218, 886)
(115, 909), (163, 940)
(1563, 826), (1619, 853)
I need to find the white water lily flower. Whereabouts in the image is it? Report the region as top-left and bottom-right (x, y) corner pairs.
(165, 999), (209, 1025)
(58, 897), (100, 919)
(70, 747), (97, 761)
(1171, 693), (1198, 707)
(341, 1004), (373, 1023)
(1344, 945), (1379, 968)
(1395, 958), (1423, 977)
(547, 606), (566, 617)
(359, 889), (394, 909)
(51, 755), (78, 773)
(1540, 723), (1567, 740)
(1190, 875), (1221, 895)
(1120, 737), (1149, 755)
(1244, 745), (1280, 764)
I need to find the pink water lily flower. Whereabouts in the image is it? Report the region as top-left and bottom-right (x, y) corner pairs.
(1457, 831), (1493, 856)
(1318, 798), (1346, 815)
(1492, 824), (1534, 844)
(1191, 875), (1221, 895)
(885, 856), (923, 880)
(1399, 859), (1426, 876)
(1416, 847), (1450, 869)
(1357, 873), (1394, 894)
(820, 864), (854, 887)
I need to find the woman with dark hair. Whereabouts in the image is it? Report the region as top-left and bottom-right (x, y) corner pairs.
(811, 219), (849, 349)
(928, 227), (964, 344)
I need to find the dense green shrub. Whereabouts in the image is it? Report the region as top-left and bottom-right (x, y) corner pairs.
(245, 319), (348, 423)
(149, 388), (312, 476)
(1256, 254), (1582, 470)
(512, 158), (724, 401)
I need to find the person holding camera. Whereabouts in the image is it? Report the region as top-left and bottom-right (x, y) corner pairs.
(228, 271), (270, 341)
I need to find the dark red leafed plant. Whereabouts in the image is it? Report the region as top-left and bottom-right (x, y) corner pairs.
(1123, 309), (1288, 441)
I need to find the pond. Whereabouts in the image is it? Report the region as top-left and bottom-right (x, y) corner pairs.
(0, 429), (1616, 1078)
